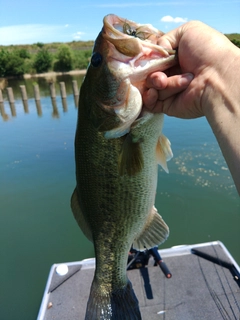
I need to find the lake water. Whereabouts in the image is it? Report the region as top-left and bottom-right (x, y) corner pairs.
(0, 75), (239, 320)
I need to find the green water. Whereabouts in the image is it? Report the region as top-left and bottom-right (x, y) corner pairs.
(0, 75), (239, 320)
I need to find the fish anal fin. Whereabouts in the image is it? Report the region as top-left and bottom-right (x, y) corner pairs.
(133, 206), (169, 251)
(118, 134), (143, 176)
(71, 188), (93, 242)
(156, 134), (173, 173)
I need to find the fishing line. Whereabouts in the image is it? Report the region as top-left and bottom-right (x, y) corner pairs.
(126, 251), (140, 269)
(197, 255), (231, 320)
(211, 244), (239, 319)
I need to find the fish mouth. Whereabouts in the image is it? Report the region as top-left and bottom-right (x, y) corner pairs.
(102, 14), (177, 81)
(98, 15), (177, 139)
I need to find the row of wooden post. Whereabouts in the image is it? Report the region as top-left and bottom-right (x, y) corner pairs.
(0, 80), (79, 104)
(0, 80), (79, 120)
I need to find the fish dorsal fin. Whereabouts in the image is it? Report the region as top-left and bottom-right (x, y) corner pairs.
(118, 133), (143, 176)
(71, 188), (93, 242)
(156, 134), (173, 173)
(133, 206), (169, 251)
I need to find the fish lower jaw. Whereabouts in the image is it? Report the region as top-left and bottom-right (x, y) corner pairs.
(114, 57), (175, 85)
(129, 44), (176, 77)
(130, 55), (176, 80)
(110, 51), (175, 81)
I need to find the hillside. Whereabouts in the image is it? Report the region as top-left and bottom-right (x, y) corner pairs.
(225, 33), (240, 41)
(0, 34), (239, 78)
(0, 40), (95, 53)
(0, 41), (95, 78)
(0, 34), (239, 51)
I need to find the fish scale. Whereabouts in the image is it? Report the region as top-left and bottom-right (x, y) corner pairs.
(71, 14), (177, 319)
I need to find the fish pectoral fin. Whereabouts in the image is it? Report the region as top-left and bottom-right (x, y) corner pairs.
(133, 206), (169, 251)
(156, 134), (173, 173)
(118, 133), (143, 176)
(71, 188), (93, 242)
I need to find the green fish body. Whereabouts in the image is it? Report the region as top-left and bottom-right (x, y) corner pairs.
(71, 14), (176, 320)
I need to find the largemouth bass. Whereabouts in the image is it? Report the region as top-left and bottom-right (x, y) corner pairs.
(71, 14), (177, 320)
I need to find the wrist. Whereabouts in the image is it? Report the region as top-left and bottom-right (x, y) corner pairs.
(202, 46), (240, 195)
(202, 45), (240, 121)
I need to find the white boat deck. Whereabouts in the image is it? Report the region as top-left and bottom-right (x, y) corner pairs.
(37, 241), (240, 320)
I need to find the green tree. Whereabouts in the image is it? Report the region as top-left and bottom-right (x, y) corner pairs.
(73, 49), (92, 69)
(35, 42), (44, 48)
(16, 48), (31, 59)
(53, 44), (73, 72)
(0, 49), (26, 77)
(231, 39), (240, 48)
(33, 48), (52, 73)
(0, 49), (9, 77)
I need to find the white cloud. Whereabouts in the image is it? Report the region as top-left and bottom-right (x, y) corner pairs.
(161, 15), (188, 23)
(72, 31), (85, 40)
(0, 24), (77, 45)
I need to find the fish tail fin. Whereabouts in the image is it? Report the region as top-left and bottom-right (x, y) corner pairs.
(85, 279), (142, 320)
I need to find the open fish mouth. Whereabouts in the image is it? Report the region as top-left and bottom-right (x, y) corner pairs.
(88, 14), (178, 139)
(102, 14), (177, 80)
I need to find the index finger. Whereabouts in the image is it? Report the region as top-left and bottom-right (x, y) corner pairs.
(158, 25), (184, 49)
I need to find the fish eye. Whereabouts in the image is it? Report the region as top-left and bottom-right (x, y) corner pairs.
(131, 30), (137, 37)
(91, 52), (102, 67)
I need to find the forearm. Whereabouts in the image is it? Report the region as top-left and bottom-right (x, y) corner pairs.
(203, 48), (240, 195)
(145, 23), (240, 194)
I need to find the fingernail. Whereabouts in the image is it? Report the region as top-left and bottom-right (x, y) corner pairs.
(179, 73), (194, 85)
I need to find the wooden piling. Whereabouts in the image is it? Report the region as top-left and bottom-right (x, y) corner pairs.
(20, 85), (29, 113)
(33, 84), (42, 115)
(0, 80), (82, 117)
(74, 95), (78, 108)
(0, 102), (9, 121)
(6, 87), (16, 116)
(49, 82), (56, 99)
(10, 103), (16, 117)
(0, 89), (9, 120)
(35, 100), (42, 116)
(61, 98), (68, 112)
(72, 80), (79, 96)
(7, 87), (15, 104)
(59, 82), (67, 99)
(0, 89), (3, 103)
(49, 81), (58, 118)
(33, 84), (40, 101)
(51, 98), (59, 118)
(72, 80), (79, 108)
(23, 100), (29, 114)
(20, 85), (28, 101)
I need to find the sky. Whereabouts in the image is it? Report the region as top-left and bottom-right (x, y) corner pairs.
(0, 0), (239, 46)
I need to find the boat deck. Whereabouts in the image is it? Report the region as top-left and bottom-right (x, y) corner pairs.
(37, 241), (240, 320)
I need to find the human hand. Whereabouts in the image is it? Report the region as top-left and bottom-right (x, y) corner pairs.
(143, 21), (238, 119)
(143, 71), (194, 117)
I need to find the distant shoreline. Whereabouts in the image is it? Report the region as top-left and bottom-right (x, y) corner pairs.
(3, 69), (87, 80)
